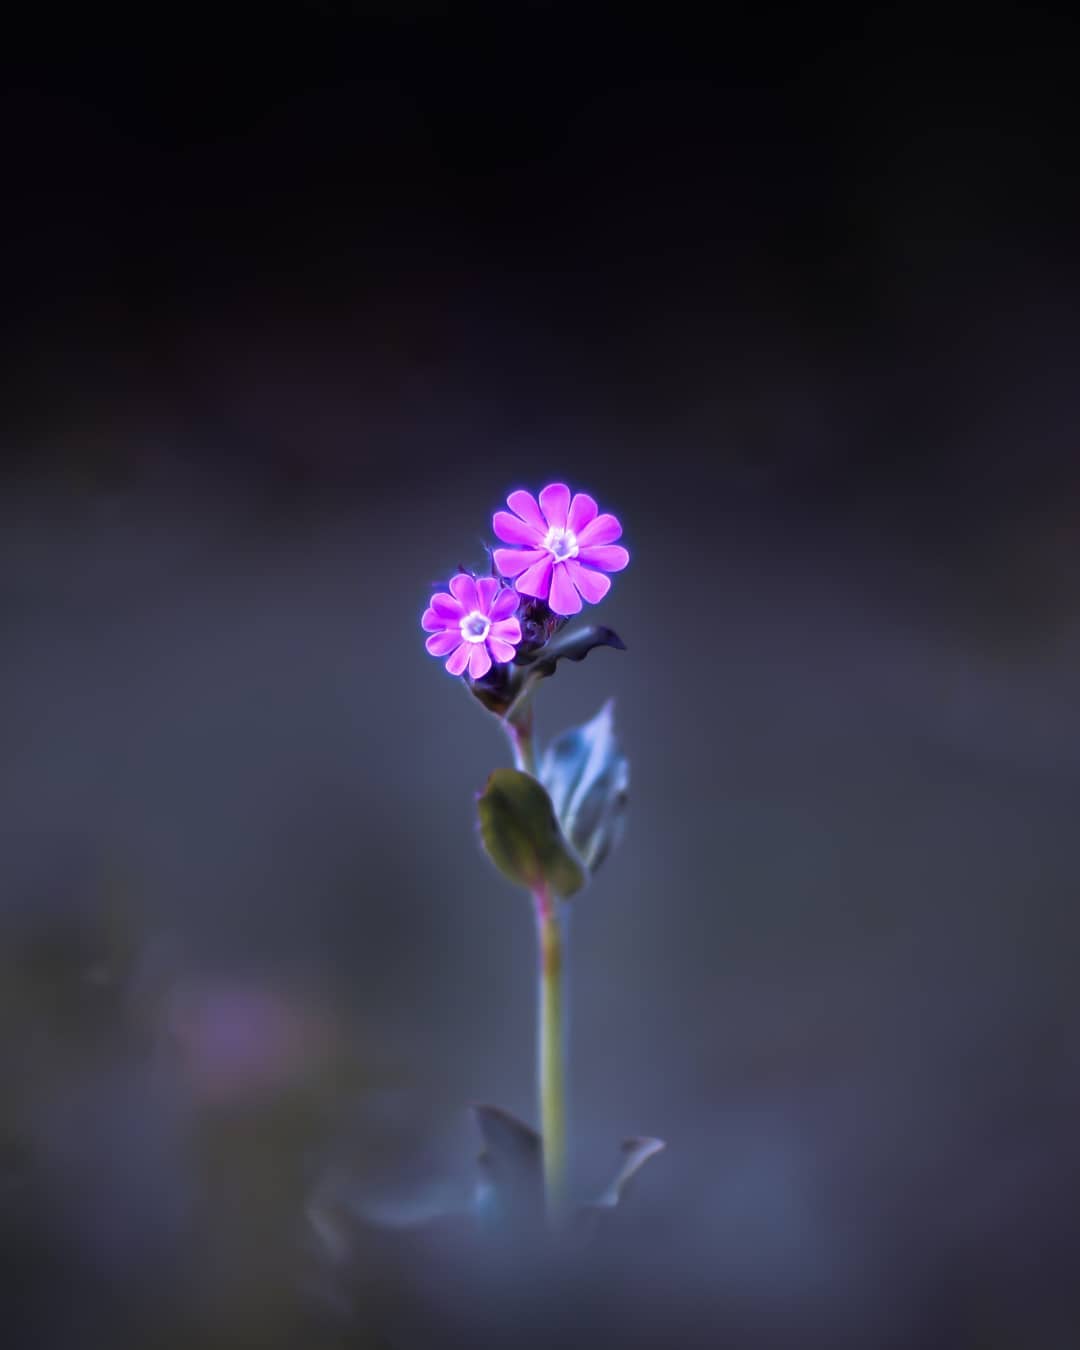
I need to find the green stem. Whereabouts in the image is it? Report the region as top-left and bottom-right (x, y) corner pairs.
(504, 701), (537, 775)
(502, 692), (566, 1222)
(535, 890), (568, 1225)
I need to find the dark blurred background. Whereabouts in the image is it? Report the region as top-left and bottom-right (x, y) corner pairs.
(3, 8), (1080, 1348)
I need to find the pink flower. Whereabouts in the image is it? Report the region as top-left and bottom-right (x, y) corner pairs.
(421, 574), (523, 679)
(491, 483), (630, 616)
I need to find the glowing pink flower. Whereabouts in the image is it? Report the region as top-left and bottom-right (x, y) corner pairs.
(421, 574), (523, 679)
(491, 483), (630, 616)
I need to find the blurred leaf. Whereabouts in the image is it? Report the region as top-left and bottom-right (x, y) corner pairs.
(477, 769), (586, 898)
(539, 700), (630, 872)
(472, 1104), (544, 1230)
(593, 1136), (666, 1208)
(575, 1136), (666, 1241)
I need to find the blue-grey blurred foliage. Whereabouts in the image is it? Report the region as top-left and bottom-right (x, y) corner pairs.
(3, 12), (1080, 1348)
(540, 700), (629, 874)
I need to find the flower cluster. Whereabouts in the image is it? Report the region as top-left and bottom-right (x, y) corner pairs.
(421, 483), (629, 677)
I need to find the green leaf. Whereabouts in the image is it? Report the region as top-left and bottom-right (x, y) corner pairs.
(538, 700), (630, 872)
(476, 768), (587, 898)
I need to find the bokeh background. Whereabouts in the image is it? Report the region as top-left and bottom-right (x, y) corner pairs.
(3, 10), (1080, 1348)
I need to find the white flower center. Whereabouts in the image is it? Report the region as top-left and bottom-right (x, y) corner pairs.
(544, 525), (579, 561)
(460, 610), (491, 644)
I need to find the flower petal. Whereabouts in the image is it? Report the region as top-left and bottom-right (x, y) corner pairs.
(426, 629), (462, 655)
(493, 511), (544, 546)
(421, 607), (451, 632)
(576, 513), (623, 548)
(490, 616), (522, 642)
(565, 559), (611, 603)
(514, 555), (553, 600)
(475, 575), (499, 614)
(445, 642), (471, 676)
(506, 489), (546, 532)
(468, 643), (492, 679)
(548, 560), (583, 615)
(487, 636), (518, 664)
(567, 492), (598, 534)
(539, 482), (571, 529)
(493, 546), (546, 578)
(430, 591), (465, 620)
(577, 543), (630, 572)
(449, 573), (480, 609)
(490, 586), (520, 620)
